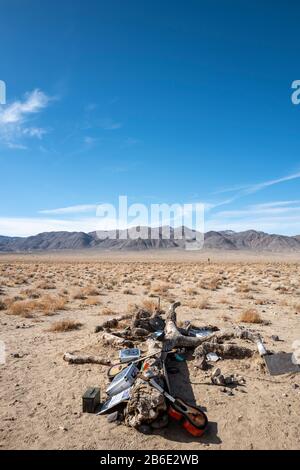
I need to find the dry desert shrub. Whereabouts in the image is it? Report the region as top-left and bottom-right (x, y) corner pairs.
(141, 298), (158, 313)
(199, 277), (221, 291)
(38, 295), (68, 315)
(235, 284), (251, 293)
(48, 320), (82, 332)
(219, 296), (230, 304)
(239, 308), (263, 324)
(6, 295), (67, 317)
(37, 281), (56, 290)
(72, 288), (87, 300)
(84, 296), (102, 306)
(7, 300), (36, 318)
(83, 286), (100, 296)
(188, 297), (209, 309)
(184, 286), (198, 296)
(126, 302), (138, 314)
(151, 282), (169, 295)
(123, 288), (134, 295)
(255, 298), (269, 305)
(101, 307), (116, 316)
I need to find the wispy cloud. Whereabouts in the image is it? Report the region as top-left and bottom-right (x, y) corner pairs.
(122, 137), (141, 147)
(84, 136), (98, 146)
(39, 204), (98, 215)
(213, 171), (300, 198)
(206, 200), (300, 235)
(206, 171), (300, 212)
(244, 171), (300, 195)
(250, 200), (300, 210)
(0, 89), (52, 149)
(98, 118), (122, 130)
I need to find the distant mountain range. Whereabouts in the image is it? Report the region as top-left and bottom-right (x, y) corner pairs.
(0, 227), (300, 252)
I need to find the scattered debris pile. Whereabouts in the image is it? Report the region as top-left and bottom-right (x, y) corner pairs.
(63, 300), (300, 437)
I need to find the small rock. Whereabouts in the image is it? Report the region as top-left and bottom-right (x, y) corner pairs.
(271, 335), (280, 342)
(211, 367), (221, 378)
(59, 426), (68, 431)
(292, 384), (299, 389)
(195, 356), (209, 371)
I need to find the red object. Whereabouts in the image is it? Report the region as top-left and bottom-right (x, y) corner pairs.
(168, 402), (208, 437)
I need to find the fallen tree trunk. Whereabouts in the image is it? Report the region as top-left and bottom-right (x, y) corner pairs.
(63, 352), (111, 365)
(98, 331), (134, 348)
(163, 302), (217, 351)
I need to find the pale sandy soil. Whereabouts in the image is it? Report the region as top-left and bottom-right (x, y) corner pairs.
(0, 251), (299, 450)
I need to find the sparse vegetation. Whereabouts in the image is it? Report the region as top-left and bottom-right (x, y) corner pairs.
(48, 320), (82, 332)
(239, 308), (263, 324)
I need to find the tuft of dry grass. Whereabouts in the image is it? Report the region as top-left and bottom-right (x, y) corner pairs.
(151, 282), (169, 296)
(141, 298), (158, 313)
(84, 296), (102, 306)
(37, 281), (56, 290)
(101, 307), (116, 316)
(5, 295), (68, 317)
(7, 300), (36, 318)
(184, 286), (198, 296)
(219, 296), (230, 305)
(38, 295), (68, 315)
(200, 277), (221, 291)
(235, 284), (251, 293)
(72, 288), (87, 300)
(48, 320), (82, 332)
(188, 297), (209, 309)
(239, 308), (263, 324)
(123, 288), (134, 295)
(83, 286), (100, 296)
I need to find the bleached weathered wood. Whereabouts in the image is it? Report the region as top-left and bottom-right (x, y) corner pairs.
(98, 331), (134, 348)
(163, 302), (216, 351)
(63, 352), (111, 365)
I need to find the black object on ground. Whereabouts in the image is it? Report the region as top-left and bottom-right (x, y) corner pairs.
(82, 387), (100, 413)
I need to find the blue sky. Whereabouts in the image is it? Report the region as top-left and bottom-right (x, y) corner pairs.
(0, 0), (300, 236)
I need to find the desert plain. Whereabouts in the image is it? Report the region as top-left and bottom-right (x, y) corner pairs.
(0, 250), (299, 450)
